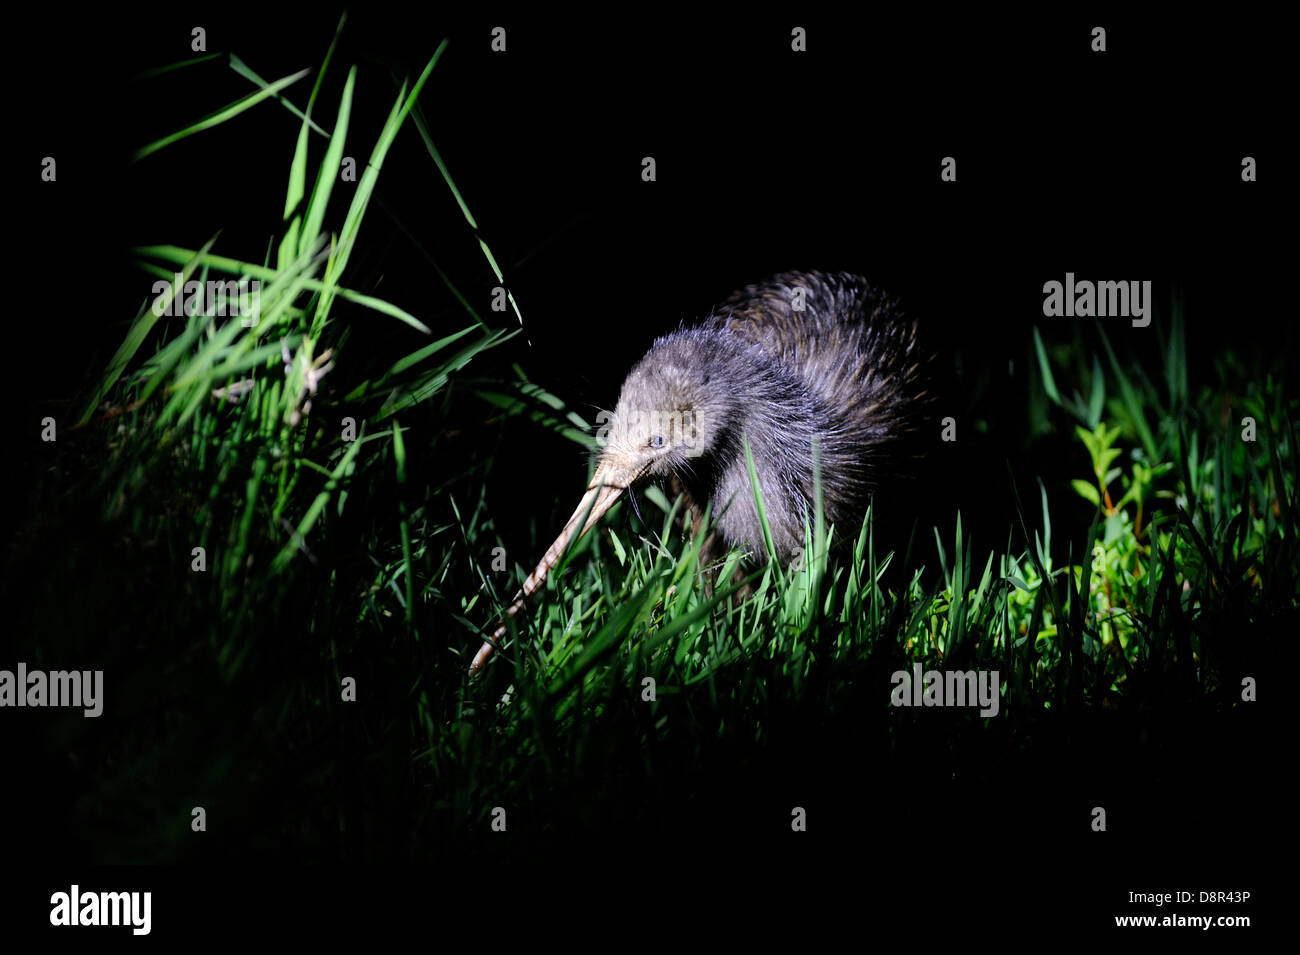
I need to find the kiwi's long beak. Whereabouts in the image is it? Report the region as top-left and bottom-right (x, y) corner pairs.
(470, 458), (639, 673)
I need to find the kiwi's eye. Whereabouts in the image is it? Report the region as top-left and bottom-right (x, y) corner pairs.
(649, 435), (666, 449)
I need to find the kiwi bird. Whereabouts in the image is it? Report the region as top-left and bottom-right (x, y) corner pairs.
(471, 270), (930, 672)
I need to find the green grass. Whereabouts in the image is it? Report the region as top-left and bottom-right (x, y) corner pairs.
(435, 309), (1293, 834)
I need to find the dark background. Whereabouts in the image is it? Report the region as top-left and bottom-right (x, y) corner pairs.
(7, 6), (1285, 938)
